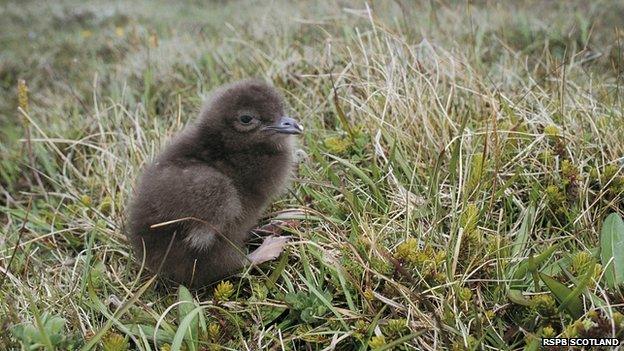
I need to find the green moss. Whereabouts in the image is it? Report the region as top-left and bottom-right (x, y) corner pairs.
(368, 335), (386, 349)
(213, 281), (235, 302)
(324, 136), (352, 155)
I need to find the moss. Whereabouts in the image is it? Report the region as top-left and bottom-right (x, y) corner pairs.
(543, 124), (560, 138)
(458, 287), (473, 302)
(541, 326), (555, 337)
(531, 294), (557, 318)
(368, 335), (386, 349)
(213, 281), (235, 302)
(561, 159), (581, 187)
(384, 318), (408, 337)
(324, 136), (352, 155)
(394, 238), (421, 265)
(102, 332), (129, 351)
(460, 203), (479, 235)
(207, 322), (221, 342)
(452, 335), (477, 351)
(570, 251), (593, 276)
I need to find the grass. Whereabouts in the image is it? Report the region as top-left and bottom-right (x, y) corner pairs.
(1, 0), (624, 350)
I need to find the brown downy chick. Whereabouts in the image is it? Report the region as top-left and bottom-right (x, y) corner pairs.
(127, 79), (303, 287)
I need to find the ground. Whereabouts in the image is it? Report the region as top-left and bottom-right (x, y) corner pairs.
(1, 1), (623, 350)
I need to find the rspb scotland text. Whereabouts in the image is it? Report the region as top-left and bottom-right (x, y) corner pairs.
(542, 338), (620, 347)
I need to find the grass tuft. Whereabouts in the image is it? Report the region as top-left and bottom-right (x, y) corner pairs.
(1, 0), (623, 349)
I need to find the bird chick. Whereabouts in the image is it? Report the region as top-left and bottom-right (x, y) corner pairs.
(127, 79), (303, 287)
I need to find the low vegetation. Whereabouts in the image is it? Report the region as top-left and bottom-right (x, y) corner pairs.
(1, 1), (623, 350)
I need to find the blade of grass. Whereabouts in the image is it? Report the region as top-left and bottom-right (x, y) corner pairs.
(171, 306), (207, 351)
(177, 286), (198, 351)
(325, 153), (382, 203)
(512, 241), (565, 280)
(295, 271), (349, 330)
(511, 205), (535, 258)
(81, 276), (156, 351)
(558, 263), (595, 315)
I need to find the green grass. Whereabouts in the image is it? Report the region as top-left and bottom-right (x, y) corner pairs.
(1, 1), (624, 350)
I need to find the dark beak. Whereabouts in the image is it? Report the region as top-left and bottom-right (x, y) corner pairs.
(264, 116), (303, 135)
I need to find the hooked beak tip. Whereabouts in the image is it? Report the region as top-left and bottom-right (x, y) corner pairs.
(268, 116), (303, 135)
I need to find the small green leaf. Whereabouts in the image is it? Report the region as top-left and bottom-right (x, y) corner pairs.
(600, 213), (624, 289)
(126, 324), (175, 343)
(266, 249), (289, 289)
(45, 315), (65, 335)
(511, 205), (535, 258)
(507, 290), (533, 306)
(539, 273), (583, 318)
(177, 285), (194, 321)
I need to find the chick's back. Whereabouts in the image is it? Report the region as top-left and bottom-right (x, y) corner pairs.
(127, 157), (251, 285)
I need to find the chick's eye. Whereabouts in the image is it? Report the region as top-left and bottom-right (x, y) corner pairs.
(239, 115), (254, 124)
